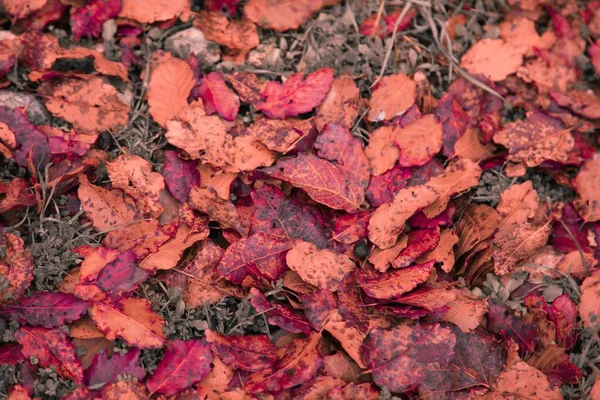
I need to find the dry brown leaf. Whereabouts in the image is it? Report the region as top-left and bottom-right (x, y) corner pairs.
(422, 158), (482, 218)
(107, 154), (165, 218)
(148, 55), (195, 127)
(119, 0), (189, 23)
(368, 186), (439, 249)
(364, 125), (400, 176)
(456, 204), (499, 258)
(460, 38), (523, 81)
(573, 155), (600, 222)
(556, 251), (597, 279)
(453, 128), (495, 162)
(368, 73), (416, 122)
(286, 241), (355, 291)
(496, 181), (540, 226)
(197, 164), (237, 200)
(416, 229), (459, 273)
(246, 116), (311, 153)
(494, 111), (574, 167)
(517, 57), (577, 93)
(41, 77), (130, 134)
(394, 114), (443, 167)
(315, 75), (360, 131)
(103, 219), (174, 259)
(189, 186), (246, 234)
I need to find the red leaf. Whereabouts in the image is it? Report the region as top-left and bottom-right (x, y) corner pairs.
(0, 233), (34, 304)
(94, 251), (149, 295)
(199, 72), (240, 121)
(434, 94), (470, 157)
(205, 329), (279, 372)
(0, 106), (50, 169)
(487, 300), (540, 354)
(217, 232), (292, 284)
(0, 343), (25, 365)
(393, 286), (457, 313)
(263, 153), (364, 212)
(162, 150), (200, 203)
(2, 292), (87, 328)
(303, 289), (338, 330)
(70, 0), (121, 40)
(249, 288), (311, 334)
(358, 260), (435, 299)
(361, 323), (456, 393)
(338, 270), (370, 334)
(15, 326), (84, 384)
(257, 68), (334, 119)
(359, 8), (415, 37)
(549, 294), (578, 349)
(84, 348), (145, 390)
(250, 184), (330, 249)
(146, 339), (213, 395)
(204, 0), (240, 15)
(244, 333), (322, 393)
(394, 114), (443, 167)
(0, 178), (36, 215)
(331, 211), (371, 245)
(365, 164), (412, 207)
(391, 227), (440, 268)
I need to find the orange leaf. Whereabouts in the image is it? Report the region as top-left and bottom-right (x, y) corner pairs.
(416, 228), (459, 273)
(189, 186), (246, 234)
(40, 77), (130, 133)
(118, 0), (189, 23)
(487, 361), (562, 399)
(364, 125), (400, 176)
(323, 310), (366, 368)
(80, 246), (119, 283)
(107, 154), (165, 218)
(456, 204), (499, 258)
(246, 116), (311, 153)
(0, 233), (34, 304)
(394, 114), (443, 167)
(368, 186), (438, 249)
(103, 219), (174, 258)
(442, 292), (489, 332)
(453, 127), (495, 162)
(573, 155), (600, 222)
(244, 0), (327, 32)
(422, 158), (482, 218)
(139, 223), (208, 271)
(460, 38), (523, 81)
(368, 73), (416, 122)
(148, 55), (195, 127)
(89, 297), (166, 348)
(101, 381), (149, 399)
(197, 164), (237, 200)
(286, 241), (355, 291)
(77, 175), (138, 232)
(369, 235), (409, 273)
(359, 260), (434, 299)
(315, 75), (360, 131)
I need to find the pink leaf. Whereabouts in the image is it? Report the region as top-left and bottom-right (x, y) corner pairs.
(162, 150), (200, 203)
(199, 72), (240, 121)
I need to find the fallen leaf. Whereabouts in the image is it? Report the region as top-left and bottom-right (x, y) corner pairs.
(364, 125), (401, 176)
(500, 16), (556, 57)
(84, 349), (145, 390)
(205, 330), (279, 372)
(573, 155), (600, 222)
(148, 56), (195, 127)
(556, 251), (597, 280)
(394, 114), (443, 167)
(198, 72), (240, 121)
(368, 73), (416, 122)
(368, 186), (439, 249)
(527, 344), (582, 385)
(359, 260), (434, 299)
(485, 361), (562, 399)
(244, 332), (322, 392)
(0, 178), (36, 214)
(487, 300), (540, 353)
(580, 269), (600, 332)
(118, 0), (189, 23)
(361, 323), (456, 393)
(77, 175), (138, 232)
(422, 158), (482, 218)
(331, 211), (371, 245)
(0, 233), (34, 304)
(196, 164), (236, 200)
(391, 228), (440, 269)
(37, 125), (97, 157)
(88, 297), (166, 348)
(70, 0), (121, 40)
(146, 339), (213, 396)
(103, 220), (173, 259)
(416, 229), (459, 273)
(442, 292), (489, 332)
(245, 117), (310, 153)
(315, 75), (360, 131)
(365, 164), (412, 206)
(286, 241), (355, 291)
(40, 77), (130, 133)
(225, 72), (266, 105)
(550, 89), (600, 120)
(394, 286), (458, 312)
(494, 110), (574, 167)
(263, 153), (364, 212)
(218, 233), (292, 284)
(3, 292), (87, 328)
(295, 376), (346, 400)
(360, 8), (415, 37)
(456, 204), (499, 258)
(101, 381), (149, 399)
(460, 38), (523, 81)
(249, 288), (311, 334)
(369, 235), (409, 273)
(107, 154), (165, 218)
(257, 68), (334, 119)
(189, 186), (246, 234)
(244, 0), (328, 32)
(15, 326), (84, 384)
(453, 127), (495, 162)
(139, 223), (208, 271)
(0, 106), (50, 169)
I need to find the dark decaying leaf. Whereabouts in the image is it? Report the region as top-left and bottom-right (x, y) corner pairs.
(205, 329), (279, 372)
(249, 288), (312, 334)
(487, 300), (540, 354)
(84, 348), (145, 390)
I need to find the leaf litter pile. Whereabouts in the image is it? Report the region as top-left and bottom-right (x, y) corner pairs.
(1, 0), (600, 398)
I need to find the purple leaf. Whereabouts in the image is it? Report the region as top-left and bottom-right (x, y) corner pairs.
(0, 106), (50, 169)
(84, 348), (145, 390)
(95, 251), (149, 295)
(162, 150), (200, 203)
(1, 292), (87, 328)
(70, 0), (122, 40)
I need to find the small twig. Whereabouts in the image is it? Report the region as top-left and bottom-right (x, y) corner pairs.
(372, 1), (413, 87)
(371, 0), (387, 38)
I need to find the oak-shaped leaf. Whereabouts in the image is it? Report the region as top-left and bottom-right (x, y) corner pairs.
(249, 288), (311, 334)
(218, 233), (292, 284)
(368, 73), (416, 122)
(361, 323), (456, 393)
(0, 106), (50, 169)
(198, 72), (240, 121)
(368, 186), (439, 249)
(494, 110), (574, 167)
(2, 292), (87, 328)
(15, 326), (84, 384)
(146, 339), (213, 396)
(84, 348), (145, 390)
(257, 68), (334, 119)
(244, 332), (322, 393)
(0, 233), (34, 305)
(286, 241), (355, 291)
(391, 227), (440, 269)
(487, 300), (539, 354)
(77, 175), (138, 233)
(205, 329), (279, 372)
(88, 297), (166, 349)
(250, 184), (330, 249)
(39, 77), (130, 134)
(107, 154), (165, 218)
(358, 260), (434, 300)
(263, 153), (364, 212)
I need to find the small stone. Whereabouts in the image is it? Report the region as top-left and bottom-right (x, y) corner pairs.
(0, 91), (50, 125)
(164, 27), (221, 65)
